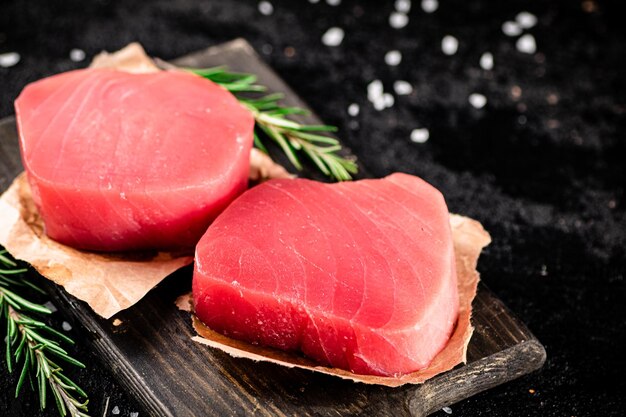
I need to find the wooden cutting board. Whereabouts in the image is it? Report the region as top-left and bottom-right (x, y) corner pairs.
(0, 39), (546, 417)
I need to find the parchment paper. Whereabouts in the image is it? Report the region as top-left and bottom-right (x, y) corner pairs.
(184, 214), (491, 387)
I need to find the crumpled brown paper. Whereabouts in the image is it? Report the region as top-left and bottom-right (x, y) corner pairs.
(0, 43), (291, 318)
(183, 214), (490, 387)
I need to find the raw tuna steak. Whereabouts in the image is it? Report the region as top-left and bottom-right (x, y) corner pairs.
(193, 173), (458, 376)
(15, 68), (254, 251)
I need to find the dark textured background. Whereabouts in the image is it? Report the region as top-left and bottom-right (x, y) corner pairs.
(1, 0), (625, 416)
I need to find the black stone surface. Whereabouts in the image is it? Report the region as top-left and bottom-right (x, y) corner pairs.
(1, 0), (624, 416)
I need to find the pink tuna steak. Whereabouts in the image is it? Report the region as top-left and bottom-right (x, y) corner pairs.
(15, 68), (254, 251)
(193, 173), (459, 376)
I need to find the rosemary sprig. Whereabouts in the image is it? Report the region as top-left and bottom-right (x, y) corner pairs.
(1, 249), (89, 417)
(188, 67), (358, 181)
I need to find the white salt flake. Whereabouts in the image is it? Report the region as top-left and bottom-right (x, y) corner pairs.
(373, 97), (386, 111)
(410, 128), (430, 143)
(479, 52), (494, 70)
(258, 1), (274, 15)
(384, 50), (402, 66)
(516, 11), (538, 29)
(367, 79), (384, 101)
(469, 93), (487, 109)
(61, 321), (72, 331)
(393, 80), (413, 95)
(321, 27), (344, 47)
(69, 48), (85, 62)
(516, 34), (537, 54)
(441, 35), (458, 55)
(442, 406), (453, 414)
(389, 12), (409, 29)
(502, 21), (522, 37)
(111, 405), (120, 415)
(395, 0), (411, 13)
(326, 0), (341, 5)
(0, 52), (20, 68)
(347, 103), (360, 116)
(421, 0), (439, 13)
(130, 413), (139, 417)
(43, 301), (58, 313)
(383, 93), (395, 108)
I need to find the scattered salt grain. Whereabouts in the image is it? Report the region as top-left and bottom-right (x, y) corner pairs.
(393, 80), (413, 95)
(62, 321), (72, 331)
(69, 48), (85, 62)
(43, 301), (58, 313)
(383, 93), (395, 108)
(441, 35), (458, 55)
(516, 11), (538, 29)
(367, 80), (384, 101)
(516, 34), (537, 54)
(0, 52), (20, 68)
(258, 1), (274, 15)
(373, 97), (386, 111)
(410, 128), (430, 143)
(112, 405), (120, 415)
(421, 0), (439, 13)
(395, 0), (411, 13)
(348, 103), (360, 116)
(321, 27), (344, 47)
(502, 21), (522, 37)
(384, 50), (402, 66)
(469, 93), (487, 109)
(130, 413), (139, 417)
(326, 0), (341, 5)
(479, 52), (494, 70)
(540, 265), (548, 276)
(442, 406), (453, 414)
(389, 12), (409, 29)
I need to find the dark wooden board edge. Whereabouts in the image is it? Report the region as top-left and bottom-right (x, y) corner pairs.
(0, 39), (546, 417)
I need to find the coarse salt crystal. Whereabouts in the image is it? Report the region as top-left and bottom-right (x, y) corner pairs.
(62, 321), (72, 331)
(326, 0), (341, 5)
(0, 52), (20, 68)
(393, 80), (413, 95)
(421, 0), (439, 13)
(469, 93), (487, 109)
(516, 34), (537, 54)
(69, 48), (86, 62)
(442, 406), (452, 414)
(389, 12), (409, 29)
(479, 52), (494, 70)
(384, 50), (402, 66)
(258, 1), (274, 15)
(321, 27), (344, 47)
(395, 0), (411, 13)
(383, 93), (395, 108)
(43, 301), (58, 313)
(516, 11), (538, 29)
(441, 35), (458, 55)
(410, 128), (430, 143)
(502, 21), (522, 37)
(348, 103), (360, 116)
(112, 405), (120, 415)
(130, 413), (139, 417)
(367, 79), (384, 101)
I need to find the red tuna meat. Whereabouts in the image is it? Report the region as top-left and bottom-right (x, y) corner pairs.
(193, 173), (458, 376)
(15, 68), (254, 251)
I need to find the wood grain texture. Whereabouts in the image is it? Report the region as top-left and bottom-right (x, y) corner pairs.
(0, 40), (546, 417)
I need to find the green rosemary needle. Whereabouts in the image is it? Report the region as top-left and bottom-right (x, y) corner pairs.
(188, 67), (358, 181)
(1, 249), (89, 417)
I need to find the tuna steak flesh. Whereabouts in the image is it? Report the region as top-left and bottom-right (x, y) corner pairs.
(15, 68), (254, 251)
(193, 173), (458, 376)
